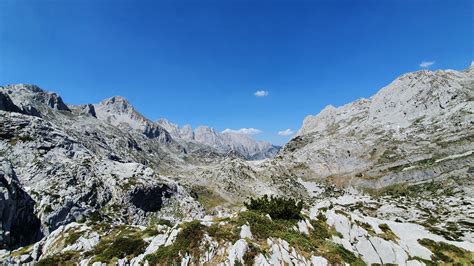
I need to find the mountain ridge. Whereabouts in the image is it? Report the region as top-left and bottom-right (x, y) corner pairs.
(157, 118), (280, 160)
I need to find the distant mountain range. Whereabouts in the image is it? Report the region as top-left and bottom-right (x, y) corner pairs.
(157, 119), (280, 160)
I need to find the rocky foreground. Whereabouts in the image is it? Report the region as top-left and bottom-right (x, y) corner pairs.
(4, 178), (474, 265)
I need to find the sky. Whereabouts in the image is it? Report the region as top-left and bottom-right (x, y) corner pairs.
(1, 0), (473, 145)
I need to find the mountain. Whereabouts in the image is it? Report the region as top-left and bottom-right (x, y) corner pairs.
(277, 65), (474, 188)
(0, 85), (204, 248)
(93, 96), (172, 143)
(0, 84), (288, 252)
(157, 119), (280, 160)
(1, 64), (474, 265)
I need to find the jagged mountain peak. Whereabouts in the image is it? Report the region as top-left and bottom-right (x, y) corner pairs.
(1, 83), (43, 93)
(93, 97), (172, 142)
(0, 84), (70, 112)
(95, 96), (146, 123)
(100, 95), (130, 105)
(97, 95), (136, 113)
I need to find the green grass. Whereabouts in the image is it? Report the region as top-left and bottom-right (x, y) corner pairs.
(64, 230), (83, 246)
(87, 226), (147, 263)
(324, 243), (366, 266)
(233, 210), (364, 264)
(146, 211), (321, 264)
(144, 220), (205, 265)
(354, 220), (376, 235)
(10, 245), (33, 257)
(207, 223), (239, 243)
(418, 238), (474, 264)
(36, 251), (80, 266)
(141, 218), (173, 237)
(190, 185), (226, 210)
(243, 242), (265, 265)
(378, 224), (399, 242)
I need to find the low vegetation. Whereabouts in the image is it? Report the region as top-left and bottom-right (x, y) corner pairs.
(378, 224), (399, 242)
(418, 238), (474, 265)
(145, 220), (205, 265)
(244, 195), (303, 220)
(36, 251), (81, 266)
(87, 226), (147, 263)
(190, 185), (226, 210)
(207, 223), (239, 243)
(143, 196), (364, 265)
(233, 206), (362, 265)
(64, 230), (83, 246)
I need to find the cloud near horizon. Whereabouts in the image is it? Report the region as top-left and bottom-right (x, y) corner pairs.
(278, 129), (294, 136)
(419, 61), (435, 68)
(222, 128), (262, 135)
(254, 90), (269, 97)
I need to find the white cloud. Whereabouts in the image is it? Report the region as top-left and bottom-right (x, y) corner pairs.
(254, 90), (269, 97)
(278, 129), (294, 136)
(419, 61), (435, 68)
(222, 128), (262, 135)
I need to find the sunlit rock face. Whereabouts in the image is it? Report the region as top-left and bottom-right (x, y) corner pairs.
(279, 65), (474, 187)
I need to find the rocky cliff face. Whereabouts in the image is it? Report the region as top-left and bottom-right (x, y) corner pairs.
(0, 162), (42, 250)
(0, 85), (206, 252)
(279, 65), (474, 188)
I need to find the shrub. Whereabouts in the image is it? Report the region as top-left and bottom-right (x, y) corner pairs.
(244, 195), (303, 220)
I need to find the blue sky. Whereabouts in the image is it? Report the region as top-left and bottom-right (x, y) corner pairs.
(1, 0), (472, 145)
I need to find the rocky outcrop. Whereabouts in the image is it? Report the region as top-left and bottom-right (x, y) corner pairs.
(0, 92), (22, 113)
(0, 162), (42, 250)
(5, 179), (474, 265)
(1, 84), (70, 112)
(77, 104), (96, 118)
(0, 105), (203, 242)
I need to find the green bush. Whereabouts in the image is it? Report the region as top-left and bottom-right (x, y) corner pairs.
(244, 195), (303, 220)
